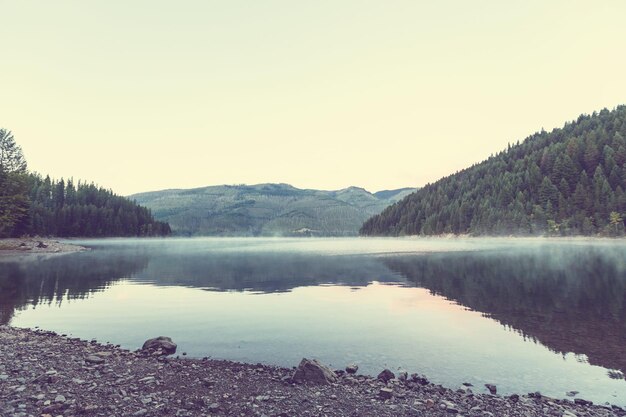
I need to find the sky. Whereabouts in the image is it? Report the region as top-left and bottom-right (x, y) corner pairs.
(1, 1), (626, 196)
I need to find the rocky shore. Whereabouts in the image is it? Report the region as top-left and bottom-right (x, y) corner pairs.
(0, 326), (622, 417)
(0, 239), (86, 255)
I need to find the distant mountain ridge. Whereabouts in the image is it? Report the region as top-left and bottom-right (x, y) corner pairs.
(130, 184), (415, 236)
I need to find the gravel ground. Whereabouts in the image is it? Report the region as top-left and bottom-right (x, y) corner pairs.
(0, 326), (623, 417)
(0, 239), (86, 255)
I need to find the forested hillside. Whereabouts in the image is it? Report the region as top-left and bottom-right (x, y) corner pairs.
(0, 129), (171, 238)
(20, 175), (171, 237)
(132, 184), (415, 236)
(361, 106), (626, 236)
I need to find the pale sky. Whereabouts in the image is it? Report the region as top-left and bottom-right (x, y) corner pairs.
(1, 1), (625, 196)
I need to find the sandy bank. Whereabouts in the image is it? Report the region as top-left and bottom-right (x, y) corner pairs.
(0, 238), (86, 256)
(0, 326), (622, 417)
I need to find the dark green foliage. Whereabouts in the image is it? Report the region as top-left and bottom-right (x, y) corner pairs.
(0, 130), (30, 237)
(0, 128), (171, 237)
(0, 129), (27, 173)
(0, 170), (30, 238)
(20, 174), (171, 237)
(361, 106), (626, 236)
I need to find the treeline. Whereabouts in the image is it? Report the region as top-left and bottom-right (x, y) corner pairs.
(361, 106), (626, 236)
(0, 129), (171, 238)
(21, 175), (171, 237)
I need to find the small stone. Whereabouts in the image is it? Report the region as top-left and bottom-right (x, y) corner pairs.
(411, 373), (429, 385)
(80, 405), (99, 413)
(345, 364), (359, 374)
(441, 400), (459, 412)
(378, 387), (393, 400)
(85, 355), (105, 364)
(208, 403), (220, 412)
(42, 403), (66, 414)
(54, 395), (66, 403)
(566, 390), (579, 397)
(485, 383), (497, 394)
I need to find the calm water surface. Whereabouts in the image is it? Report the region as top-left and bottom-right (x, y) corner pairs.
(1, 237), (625, 406)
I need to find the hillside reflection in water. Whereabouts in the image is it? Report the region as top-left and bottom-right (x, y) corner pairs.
(1, 238), (624, 406)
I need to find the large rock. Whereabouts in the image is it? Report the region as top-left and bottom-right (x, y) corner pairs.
(377, 369), (395, 383)
(141, 336), (177, 355)
(292, 358), (337, 384)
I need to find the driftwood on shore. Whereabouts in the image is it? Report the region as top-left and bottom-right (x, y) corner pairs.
(0, 326), (622, 417)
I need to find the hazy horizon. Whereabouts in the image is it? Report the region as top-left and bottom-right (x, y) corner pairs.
(2, 1), (626, 195)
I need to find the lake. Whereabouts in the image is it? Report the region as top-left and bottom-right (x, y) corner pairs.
(1, 237), (625, 406)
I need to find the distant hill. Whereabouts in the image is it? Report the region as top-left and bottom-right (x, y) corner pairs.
(131, 184), (415, 236)
(361, 106), (626, 236)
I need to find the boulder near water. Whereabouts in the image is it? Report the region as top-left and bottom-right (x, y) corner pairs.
(141, 336), (177, 355)
(377, 369), (395, 383)
(292, 358), (338, 384)
(345, 364), (359, 374)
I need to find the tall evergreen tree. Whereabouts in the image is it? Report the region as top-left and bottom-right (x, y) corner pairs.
(0, 129), (29, 237)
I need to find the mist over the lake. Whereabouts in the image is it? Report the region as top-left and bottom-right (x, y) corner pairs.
(3, 237), (625, 406)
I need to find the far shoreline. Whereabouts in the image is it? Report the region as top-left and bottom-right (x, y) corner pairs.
(0, 238), (87, 255)
(52, 234), (626, 239)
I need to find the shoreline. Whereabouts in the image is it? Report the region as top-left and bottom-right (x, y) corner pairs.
(0, 238), (87, 256)
(1, 326), (621, 417)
